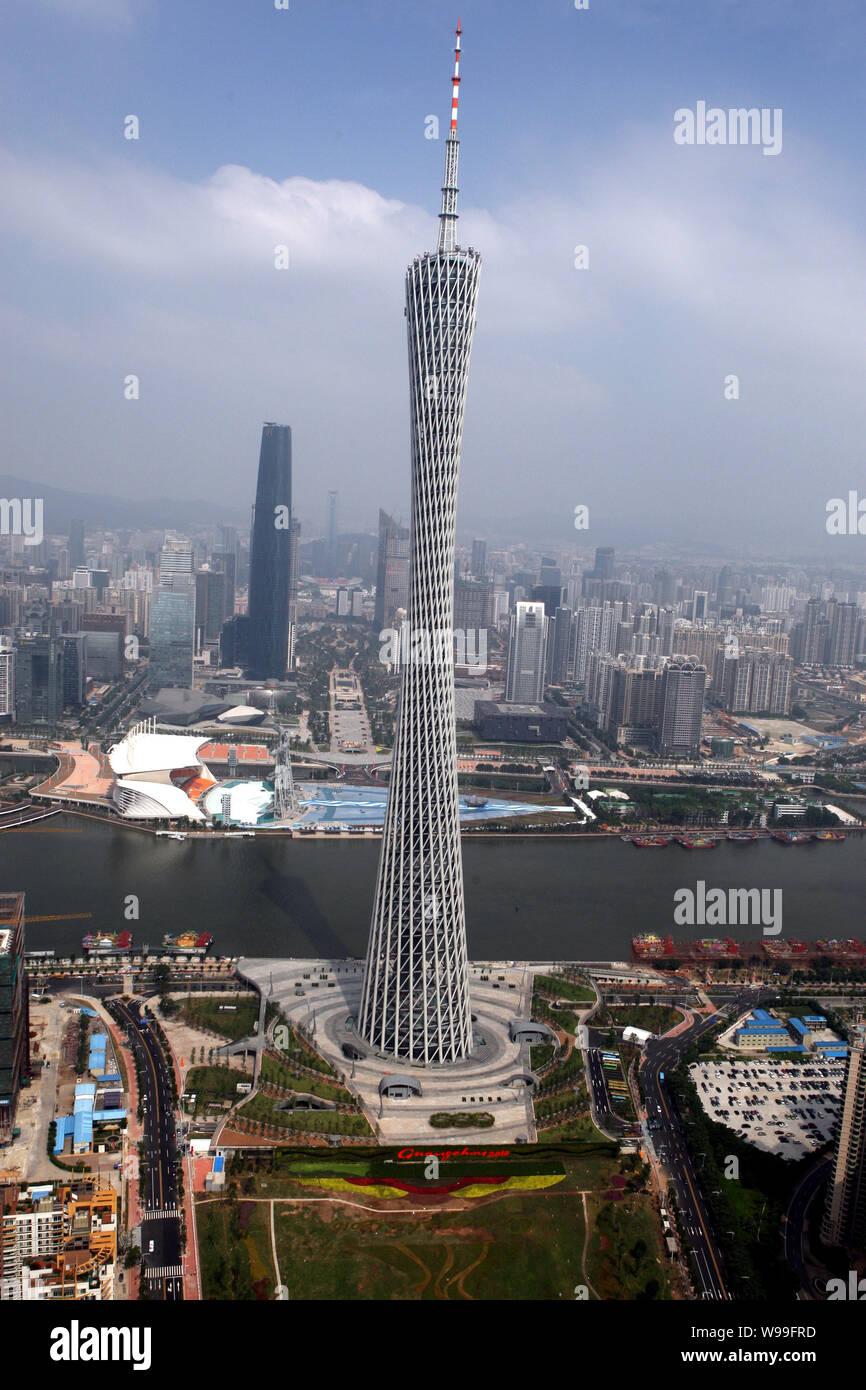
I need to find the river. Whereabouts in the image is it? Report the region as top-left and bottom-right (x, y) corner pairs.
(1, 815), (862, 960)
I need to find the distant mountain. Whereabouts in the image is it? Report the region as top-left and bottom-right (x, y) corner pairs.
(0, 475), (247, 534)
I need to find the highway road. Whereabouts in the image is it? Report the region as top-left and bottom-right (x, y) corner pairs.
(642, 985), (775, 1301)
(784, 1157), (832, 1297)
(108, 996), (184, 1303)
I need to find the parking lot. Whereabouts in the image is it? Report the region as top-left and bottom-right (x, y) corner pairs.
(688, 1058), (844, 1159)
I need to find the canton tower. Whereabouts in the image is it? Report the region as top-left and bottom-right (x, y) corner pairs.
(358, 20), (480, 1065)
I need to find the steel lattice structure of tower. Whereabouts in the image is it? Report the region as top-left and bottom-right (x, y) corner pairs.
(359, 20), (480, 1065)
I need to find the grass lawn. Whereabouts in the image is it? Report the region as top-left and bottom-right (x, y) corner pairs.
(606, 1004), (684, 1035)
(240, 1092), (373, 1136)
(260, 1055), (348, 1102)
(185, 1065), (249, 1116)
(534, 974), (596, 1004)
(178, 994), (262, 1042)
(269, 1192), (590, 1299)
(585, 1192), (673, 1300)
(197, 1200), (274, 1300)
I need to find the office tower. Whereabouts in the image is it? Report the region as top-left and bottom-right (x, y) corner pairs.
(247, 423), (294, 678)
(195, 568), (228, 647)
(539, 558), (561, 588)
(59, 633), (87, 708)
(220, 524), (238, 555)
(594, 547), (615, 580)
(692, 590), (708, 622)
(219, 614), (250, 669)
(471, 537), (487, 578)
(453, 578), (493, 633)
(504, 602), (548, 703)
(81, 614), (125, 681)
(658, 657), (706, 757)
(212, 549), (237, 623)
(823, 1025), (866, 1250)
(326, 491), (339, 576)
(0, 894), (29, 1141)
(13, 634), (64, 723)
(147, 576), (195, 690)
(72, 569), (91, 590)
(531, 582), (564, 615)
(0, 639), (14, 721)
(158, 533), (193, 577)
(68, 519), (85, 571)
(335, 587), (350, 618)
(374, 509), (410, 630)
(359, 22), (480, 1065)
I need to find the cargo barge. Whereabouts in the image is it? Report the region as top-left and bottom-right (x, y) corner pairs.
(675, 835), (718, 849)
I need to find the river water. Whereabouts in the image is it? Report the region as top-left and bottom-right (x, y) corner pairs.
(1, 816), (862, 960)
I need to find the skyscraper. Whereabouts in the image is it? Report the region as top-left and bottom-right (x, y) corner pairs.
(359, 22), (480, 1065)
(0, 894), (29, 1142)
(822, 1024), (866, 1250)
(504, 601), (548, 703)
(68, 518), (85, 571)
(326, 490), (339, 577)
(247, 423), (294, 678)
(147, 576), (195, 691)
(470, 537), (487, 578)
(374, 509), (410, 631)
(658, 656), (706, 757)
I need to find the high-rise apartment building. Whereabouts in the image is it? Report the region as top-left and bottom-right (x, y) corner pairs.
(0, 639), (14, 721)
(0, 894), (29, 1141)
(822, 1025), (866, 1251)
(360, 22), (479, 1065)
(247, 423), (294, 679)
(504, 601), (548, 703)
(658, 656), (706, 758)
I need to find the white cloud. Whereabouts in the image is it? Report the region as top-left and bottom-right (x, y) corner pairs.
(0, 133), (864, 547)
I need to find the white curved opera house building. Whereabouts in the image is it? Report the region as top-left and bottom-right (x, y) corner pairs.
(108, 721), (216, 821)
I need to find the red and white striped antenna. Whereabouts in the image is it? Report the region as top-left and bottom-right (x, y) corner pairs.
(450, 18), (462, 132)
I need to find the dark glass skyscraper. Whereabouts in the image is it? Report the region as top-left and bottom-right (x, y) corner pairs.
(247, 423), (293, 678)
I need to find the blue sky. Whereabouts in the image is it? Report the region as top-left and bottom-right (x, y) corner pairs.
(2, 0), (865, 551)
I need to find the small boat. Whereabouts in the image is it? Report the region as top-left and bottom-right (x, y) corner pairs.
(727, 830), (758, 843)
(632, 836), (669, 847)
(771, 830), (811, 845)
(676, 835), (718, 849)
(814, 830), (846, 842)
(462, 795), (489, 809)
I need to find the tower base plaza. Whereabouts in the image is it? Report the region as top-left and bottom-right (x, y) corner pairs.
(238, 959), (543, 1144)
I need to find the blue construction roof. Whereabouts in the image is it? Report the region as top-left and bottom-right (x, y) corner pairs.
(80, 1008), (98, 1018)
(90, 1033), (108, 1048)
(737, 1024), (787, 1035)
(803, 1017), (826, 1025)
(768, 1044), (807, 1053)
(99, 1073), (121, 1084)
(93, 1108), (126, 1122)
(819, 1047), (848, 1057)
(75, 1082), (96, 1099)
(814, 1041), (843, 1050)
(789, 1018), (810, 1037)
(213, 1155), (224, 1173)
(751, 1009), (775, 1024)
(53, 1116), (74, 1154)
